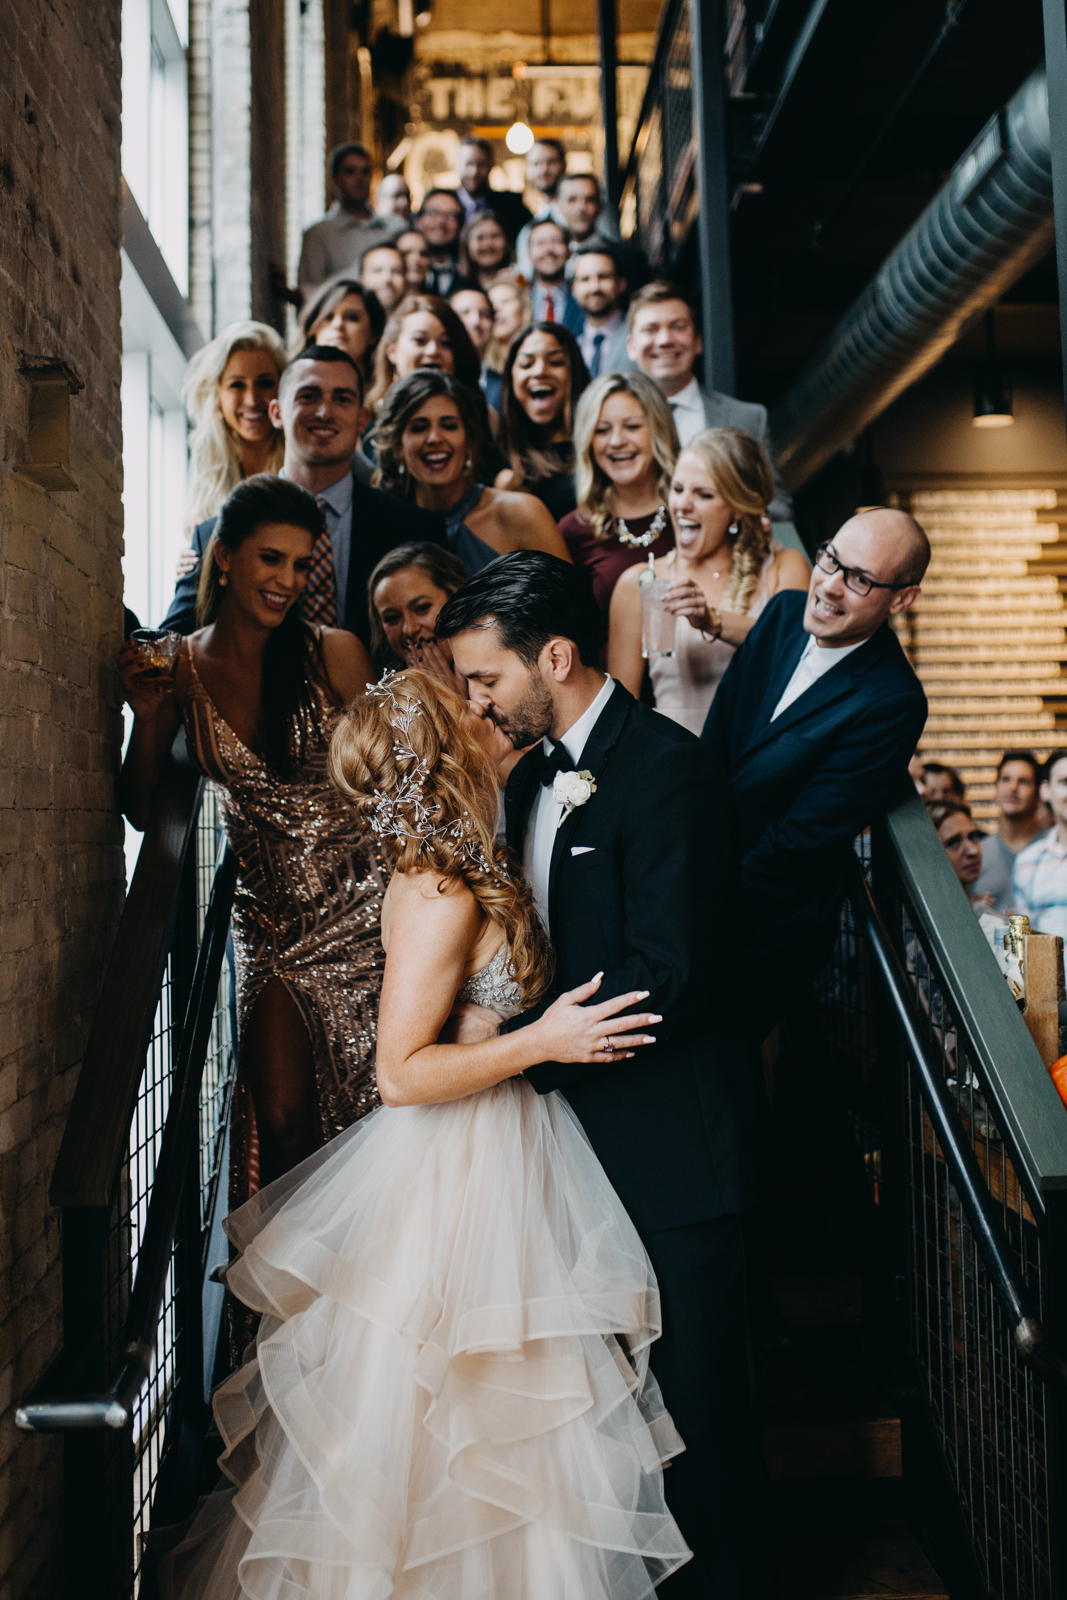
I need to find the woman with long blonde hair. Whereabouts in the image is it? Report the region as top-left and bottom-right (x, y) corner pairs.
(182, 321), (287, 531)
(160, 667), (688, 1600)
(608, 427), (810, 733)
(561, 371), (679, 615)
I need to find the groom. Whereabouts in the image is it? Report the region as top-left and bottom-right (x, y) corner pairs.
(438, 553), (767, 1599)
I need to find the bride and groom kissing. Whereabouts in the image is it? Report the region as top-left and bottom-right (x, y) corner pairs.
(163, 553), (764, 1600)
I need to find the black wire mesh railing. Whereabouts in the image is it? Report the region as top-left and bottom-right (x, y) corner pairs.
(815, 820), (1061, 1600)
(619, 0), (694, 270)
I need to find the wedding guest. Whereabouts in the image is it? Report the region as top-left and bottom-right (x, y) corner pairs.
(559, 371), (677, 615)
(298, 143), (405, 293)
(514, 137), (567, 273)
(572, 242), (631, 379)
(702, 508), (930, 1034)
(1013, 750), (1067, 940)
(453, 134), (531, 240)
(486, 278), (532, 369)
(973, 750), (1046, 916)
(610, 429), (810, 732)
(457, 212), (513, 290)
(121, 475), (382, 1200)
(921, 761), (966, 801)
(296, 276), (385, 375)
(375, 171), (412, 224)
(555, 172), (645, 287)
(182, 321), (287, 532)
(365, 293), (481, 414)
(450, 285), (495, 365)
(162, 347), (448, 649)
(396, 228), (431, 291)
(373, 369), (571, 574)
(527, 218), (584, 333)
(416, 188), (471, 299)
(359, 243), (407, 313)
(495, 322), (589, 519)
(627, 281), (793, 522)
(926, 799), (988, 909)
(368, 540), (467, 673)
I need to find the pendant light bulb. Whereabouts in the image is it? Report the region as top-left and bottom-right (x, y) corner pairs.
(506, 120), (535, 155)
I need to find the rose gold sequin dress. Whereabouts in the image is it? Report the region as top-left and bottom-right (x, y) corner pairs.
(181, 656), (387, 1207)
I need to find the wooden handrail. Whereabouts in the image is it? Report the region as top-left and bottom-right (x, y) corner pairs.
(50, 730), (203, 1209)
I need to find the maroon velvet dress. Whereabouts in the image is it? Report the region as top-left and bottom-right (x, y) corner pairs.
(559, 509), (675, 614)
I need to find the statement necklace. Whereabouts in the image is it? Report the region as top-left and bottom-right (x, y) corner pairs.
(616, 505), (668, 549)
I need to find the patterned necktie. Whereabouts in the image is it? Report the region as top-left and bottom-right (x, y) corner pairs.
(543, 291), (555, 322)
(300, 498), (339, 628)
(589, 331), (605, 379)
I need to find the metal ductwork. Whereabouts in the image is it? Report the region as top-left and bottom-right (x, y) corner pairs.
(769, 68), (1054, 489)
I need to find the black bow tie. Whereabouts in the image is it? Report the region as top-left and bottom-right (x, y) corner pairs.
(536, 742), (575, 787)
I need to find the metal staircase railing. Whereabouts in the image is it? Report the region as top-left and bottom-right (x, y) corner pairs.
(15, 731), (238, 1600)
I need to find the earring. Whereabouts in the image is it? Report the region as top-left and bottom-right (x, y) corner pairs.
(218, 572), (228, 586)
(728, 520), (739, 537)
(464, 455), (473, 474)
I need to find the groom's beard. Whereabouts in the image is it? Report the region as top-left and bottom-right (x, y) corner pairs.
(490, 672), (553, 748)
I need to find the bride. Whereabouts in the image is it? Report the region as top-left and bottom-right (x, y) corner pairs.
(162, 669), (691, 1599)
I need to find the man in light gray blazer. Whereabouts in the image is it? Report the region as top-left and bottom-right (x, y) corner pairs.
(623, 280), (795, 526)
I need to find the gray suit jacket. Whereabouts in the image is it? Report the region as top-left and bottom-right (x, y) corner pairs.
(699, 387), (793, 523)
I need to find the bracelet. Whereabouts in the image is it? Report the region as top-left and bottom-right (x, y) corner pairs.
(700, 607), (723, 643)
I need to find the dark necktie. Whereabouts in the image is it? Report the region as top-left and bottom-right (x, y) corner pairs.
(300, 498), (339, 628)
(536, 740), (575, 787)
(589, 331), (605, 379)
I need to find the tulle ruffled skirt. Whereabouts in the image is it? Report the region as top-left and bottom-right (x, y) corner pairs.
(161, 1079), (691, 1599)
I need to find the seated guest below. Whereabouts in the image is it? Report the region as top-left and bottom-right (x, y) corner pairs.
(457, 212), (514, 291)
(162, 346), (447, 650)
(973, 750), (1047, 916)
(1013, 749), (1067, 940)
(396, 228), (431, 292)
(926, 798), (988, 911)
(495, 322), (589, 519)
(358, 244), (406, 314)
(627, 280), (793, 523)
(121, 475), (382, 1200)
(453, 134), (531, 241)
(298, 143), (404, 294)
(372, 369), (571, 575)
(415, 189), (471, 300)
(527, 218), (584, 334)
(921, 761), (966, 801)
(375, 171), (412, 225)
(367, 540), (470, 698)
(296, 276), (385, 375)
(572, 242), (630, 379)
(560, 370), (678, 615)
(702, 508), (930, 1035)
(449, 285), (498, 407)
(181, 321), (287, 534)
(611, 429), (810, 734)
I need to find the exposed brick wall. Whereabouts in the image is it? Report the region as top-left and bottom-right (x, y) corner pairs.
(250, 0), (287, 333)
(0, 1), (125, 1594)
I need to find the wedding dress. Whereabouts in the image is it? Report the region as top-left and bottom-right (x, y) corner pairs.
(161, 946), (691, 1599)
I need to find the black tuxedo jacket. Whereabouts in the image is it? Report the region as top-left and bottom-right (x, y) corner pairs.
(159, 466), (447, 650)
(701, 589), (927, 953)
(505, 682), (763, 1234)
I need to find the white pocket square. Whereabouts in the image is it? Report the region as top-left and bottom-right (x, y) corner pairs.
(571, 846), (595, 856)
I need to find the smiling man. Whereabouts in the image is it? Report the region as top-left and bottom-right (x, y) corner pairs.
(161, 348), (447, 647)
(701, 507), (930, 1033)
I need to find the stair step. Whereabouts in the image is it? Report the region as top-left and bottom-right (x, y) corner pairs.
(770, 1274), (862, 1328)
(764, 1372), (902, 1480)
(780, 1520), (948, 1599)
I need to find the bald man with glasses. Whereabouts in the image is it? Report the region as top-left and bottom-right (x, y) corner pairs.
(702, 508), (931, 1034)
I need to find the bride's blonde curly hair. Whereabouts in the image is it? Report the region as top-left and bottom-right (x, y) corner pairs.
(329, 670), (553, 1006)
(684, 427), (776, 615)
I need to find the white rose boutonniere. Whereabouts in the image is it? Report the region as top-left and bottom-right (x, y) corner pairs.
(552, 769), (597, 828)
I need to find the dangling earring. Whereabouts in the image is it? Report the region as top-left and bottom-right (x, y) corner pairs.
(728, 520), (739, 537)
(218, 571), (228, 586)
(464, 455), (473, 475)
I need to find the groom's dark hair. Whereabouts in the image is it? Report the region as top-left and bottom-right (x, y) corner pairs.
(435, 551), (605, 668)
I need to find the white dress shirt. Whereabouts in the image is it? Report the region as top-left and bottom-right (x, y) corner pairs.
(523, 674), (615, 930)
(665, 375), (706, 447)
(771, 633), (866, 721)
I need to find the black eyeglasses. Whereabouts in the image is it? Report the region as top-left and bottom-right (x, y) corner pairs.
(815, 542), (909, 598)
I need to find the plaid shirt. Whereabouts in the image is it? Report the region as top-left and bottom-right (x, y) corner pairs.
(1012, 829), (1067, 941)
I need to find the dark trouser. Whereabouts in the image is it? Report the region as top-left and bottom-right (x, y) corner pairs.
(641, 1213), (772, 1600)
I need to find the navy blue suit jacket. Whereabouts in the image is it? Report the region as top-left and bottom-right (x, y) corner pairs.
(504, 683), (763, 1233)
(160, 466), (447, 649)
(701, 589), (927, 957)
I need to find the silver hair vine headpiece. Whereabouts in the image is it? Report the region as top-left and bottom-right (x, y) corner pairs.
(365, 673), (501, 879)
